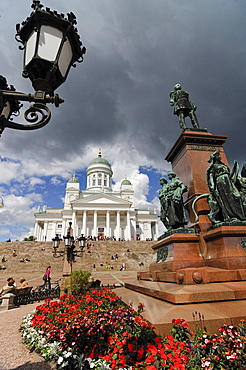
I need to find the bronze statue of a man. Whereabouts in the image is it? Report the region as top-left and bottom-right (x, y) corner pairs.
(166, 172), (188, 229)
(158, 177), (170, 230)
(169, 84), (200, 131)
(158, 173), (188, 231)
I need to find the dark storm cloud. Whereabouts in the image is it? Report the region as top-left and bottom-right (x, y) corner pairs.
(0, 0), (246, 169)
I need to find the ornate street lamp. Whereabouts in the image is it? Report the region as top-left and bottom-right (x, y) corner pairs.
(0, 0), (86, 135)
(52, 227), (85, 264)
(0, 196), (4, 208)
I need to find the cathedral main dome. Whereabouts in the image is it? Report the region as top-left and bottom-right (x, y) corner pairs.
(88, 156), (111, 168)
(86, 151), (113, 191)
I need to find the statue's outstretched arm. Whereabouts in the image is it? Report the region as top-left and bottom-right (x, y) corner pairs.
(169, 91), (175, 106)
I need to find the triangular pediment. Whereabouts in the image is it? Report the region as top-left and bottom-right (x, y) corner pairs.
(72, 193), (132, 206)
(66, 186), (79, 191)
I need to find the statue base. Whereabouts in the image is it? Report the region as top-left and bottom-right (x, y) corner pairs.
(141, 230), (204, 284)
(203, 224), (246, 269)
(139, 224), (246, 285)
(116, 280), (246, 336)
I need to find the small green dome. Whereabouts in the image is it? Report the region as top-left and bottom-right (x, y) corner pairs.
(121, 178), (132, 185)
(68, 175), (79, 183)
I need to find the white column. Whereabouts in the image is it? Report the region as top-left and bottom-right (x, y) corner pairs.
(132, 218), (137, 240)
(139, 222), (143, 240)
(72, 212), (76, 237)
(126, 211), (131, 240)
(43, 222), (48, 241)
(116, 211), (120, 239)
(62, 220), (66, 237)
(93, 210), (98, 237)
(40, 225), (44, 241)
(148, 223), (152, 240)
(155, 221), (158, 240)
(82, 210), (87, 236)
(51, 222), (57, 240)
(106, 210), (110, 237)
(34, 222), (38, 240)
(36, 224), (40, 241)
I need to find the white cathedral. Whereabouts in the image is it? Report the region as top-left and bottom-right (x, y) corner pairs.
(34, 152), (158, 241)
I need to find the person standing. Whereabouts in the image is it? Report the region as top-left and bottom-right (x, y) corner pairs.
(45, 266), (51, 290)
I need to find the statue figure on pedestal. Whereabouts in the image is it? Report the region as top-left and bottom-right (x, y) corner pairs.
(206, 151), (246, 223)
(238, 164), (246, 208)
(158, 177), (170, 230)
(169, 84), (200, 131)
(167, 172), (188, 229)
(159, 172), (188, 230)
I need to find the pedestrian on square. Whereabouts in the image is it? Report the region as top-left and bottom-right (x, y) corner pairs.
(44, 266), (51, 290)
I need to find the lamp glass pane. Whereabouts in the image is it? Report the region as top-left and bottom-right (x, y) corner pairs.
(53, 240), (59, 248)
(64, 237), (72, 246)
(1, 102), (11, 119)
(25, 30), (37, 66)
(58, 38), (73, 77)
(38, 25), (63, 62)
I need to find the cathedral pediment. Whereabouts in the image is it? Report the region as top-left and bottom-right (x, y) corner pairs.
(72, 193), (132, 206)
(66, 186), (80, 191)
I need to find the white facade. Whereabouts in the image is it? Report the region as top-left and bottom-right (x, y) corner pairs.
(34, 153), (158, 241)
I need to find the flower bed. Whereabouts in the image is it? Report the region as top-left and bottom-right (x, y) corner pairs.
(20, 289), (189, 369)
(20, 289), (246, 369)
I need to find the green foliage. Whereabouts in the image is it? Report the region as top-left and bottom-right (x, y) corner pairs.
(170, 318), (193, 343)
(23, 236), (34, 241)
(67, 270), (93, 296)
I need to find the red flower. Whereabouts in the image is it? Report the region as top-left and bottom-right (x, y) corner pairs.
(145, 354), (157, 363)
(146, 343), (158, 355)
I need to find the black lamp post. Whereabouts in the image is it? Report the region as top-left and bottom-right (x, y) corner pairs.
(0, 0), (86, 135)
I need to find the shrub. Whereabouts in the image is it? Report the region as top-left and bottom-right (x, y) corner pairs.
(66, 270), (93, 296)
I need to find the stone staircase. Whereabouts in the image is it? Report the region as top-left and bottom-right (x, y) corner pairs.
(0, 240), (156, 274)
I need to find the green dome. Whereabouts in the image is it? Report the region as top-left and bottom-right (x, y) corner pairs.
(89, 155), (111, 167)
(121, 179), (132, 185)
(68, 175), (79, 183)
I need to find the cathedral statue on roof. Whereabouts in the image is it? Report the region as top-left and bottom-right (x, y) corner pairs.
(34, 152), (158, 241)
